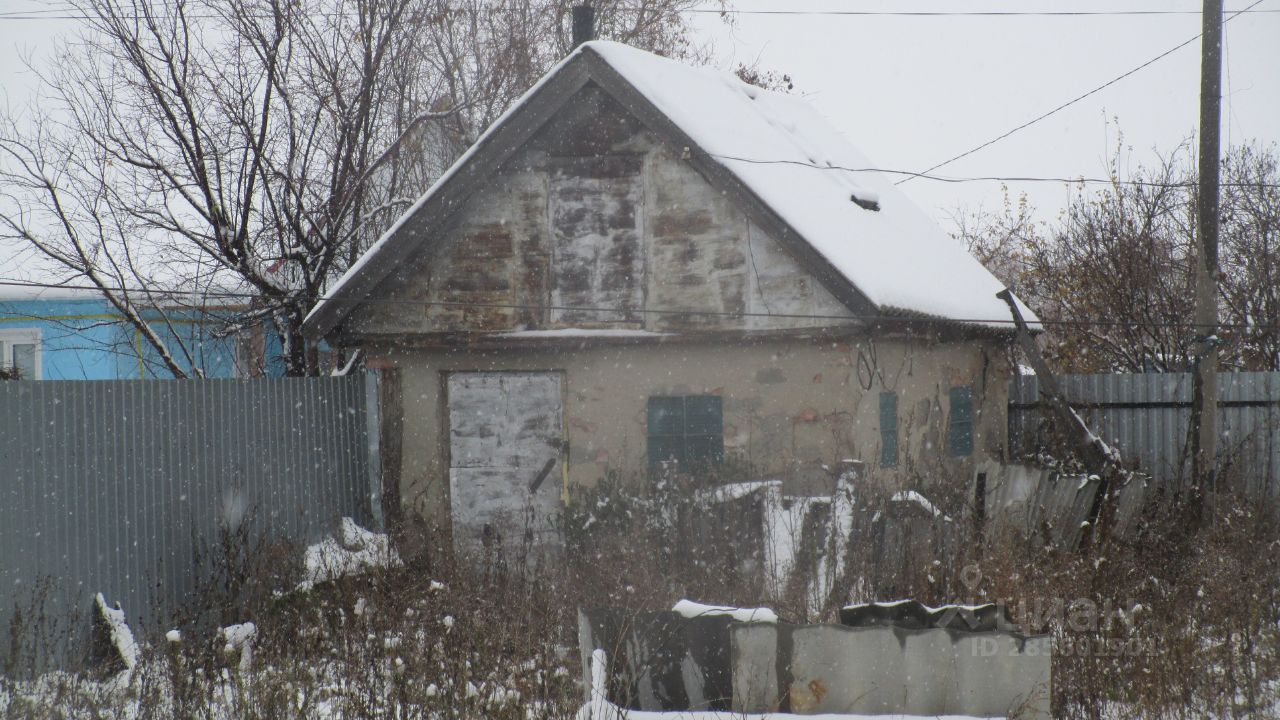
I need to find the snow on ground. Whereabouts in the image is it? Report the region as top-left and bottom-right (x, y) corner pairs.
(300, 517), (402, 589)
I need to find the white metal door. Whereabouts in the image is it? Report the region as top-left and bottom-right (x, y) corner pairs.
(447, 372), (564, 550)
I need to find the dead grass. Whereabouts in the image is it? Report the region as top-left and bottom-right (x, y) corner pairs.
(3, 471), (1279, 718)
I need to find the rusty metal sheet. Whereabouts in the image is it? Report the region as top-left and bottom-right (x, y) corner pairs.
(447, 372), (564, 549)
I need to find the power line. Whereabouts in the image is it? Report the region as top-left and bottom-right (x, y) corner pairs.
(706, 154), (1280, 188)
(3, 279), (1278, 333)
(6, 2), (1280, 20)
(897, 0), (1271, 184)
(687, 6), (1280, 16)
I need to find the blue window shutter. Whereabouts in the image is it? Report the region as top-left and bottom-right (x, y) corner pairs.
(879, 392), (898, 467)
(683, 396), (722, 436)
(948, 385), (974, 457)
(648, 396), (685, 435)
(648, 395), (723, 471)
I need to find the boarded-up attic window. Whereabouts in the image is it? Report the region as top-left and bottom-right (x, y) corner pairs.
(647, 395), (723, 472)
(548, 156), (645, 325)
(948, 385), (974, 457)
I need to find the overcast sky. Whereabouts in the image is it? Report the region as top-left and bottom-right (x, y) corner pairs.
(1, 0), (1277, 232)
(687, 0), (1279, 226)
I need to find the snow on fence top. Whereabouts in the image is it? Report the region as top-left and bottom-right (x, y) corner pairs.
(308, 41), (1037, 334)
(671, 599), (778, 624)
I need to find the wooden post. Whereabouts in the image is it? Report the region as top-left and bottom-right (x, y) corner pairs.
(997, 290), (1123, 550)
(1190, 0), (1223, 514)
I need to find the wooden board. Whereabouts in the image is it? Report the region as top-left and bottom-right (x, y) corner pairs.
(548, 155), (645, 326)
(447, 372), (564, 550)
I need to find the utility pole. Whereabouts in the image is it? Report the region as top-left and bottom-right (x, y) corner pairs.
(571, 4), (595, 49)
(1190, 0), (1223, 514)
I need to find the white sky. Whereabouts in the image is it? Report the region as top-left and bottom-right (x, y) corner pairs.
(0, 0), (1277, 232)
(688, 0), (1280, 225)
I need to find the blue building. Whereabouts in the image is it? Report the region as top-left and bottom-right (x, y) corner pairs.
(0, 287), (263, 380)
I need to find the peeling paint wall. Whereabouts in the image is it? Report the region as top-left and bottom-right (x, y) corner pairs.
(348, 83), (855, 337)
(373, 334), (1010, 540)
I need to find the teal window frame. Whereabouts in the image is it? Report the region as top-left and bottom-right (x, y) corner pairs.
(647, 395), (724, 471)
(948, 385), (974, 457)
(879, 391), (898, 468)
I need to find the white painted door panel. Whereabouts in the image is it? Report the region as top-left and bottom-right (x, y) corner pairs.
(447, 372), (563, 550)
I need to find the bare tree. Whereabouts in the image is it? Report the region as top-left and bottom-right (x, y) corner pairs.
(1219, 143), (1280, 371)
(0, 0), (706, 377)
(957, 140), (1280, 374)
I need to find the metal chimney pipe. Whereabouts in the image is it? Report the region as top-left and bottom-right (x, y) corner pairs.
(571, 5), (595, 49)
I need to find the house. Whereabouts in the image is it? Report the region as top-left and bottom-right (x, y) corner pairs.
(302, 41), (1038, 550)
(0, 284), (261, 380)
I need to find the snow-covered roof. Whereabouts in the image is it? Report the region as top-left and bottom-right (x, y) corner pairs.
(304, 41), (1037, 338)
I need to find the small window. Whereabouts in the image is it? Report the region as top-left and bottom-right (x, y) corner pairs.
(948, 385), (974, 457)
(879, 392), (898, 468)
(0, 329), (40, 380)
(647, 395), (723, 471)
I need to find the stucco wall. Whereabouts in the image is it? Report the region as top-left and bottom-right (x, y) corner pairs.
(373, 332), (1010, 535)
(346, 83), (856, 339)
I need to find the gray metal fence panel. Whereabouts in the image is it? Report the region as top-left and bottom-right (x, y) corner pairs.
(1009, 372), (1280, 500)
(0, 376), (376, 671)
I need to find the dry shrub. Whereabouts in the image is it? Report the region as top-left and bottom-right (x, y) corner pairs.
(971, 492), (1280, 719)
(560, 469), (772, 614)
(5, 468), (1279, 719)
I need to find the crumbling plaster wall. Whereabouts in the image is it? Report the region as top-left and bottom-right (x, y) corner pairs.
(348, 83), (856, 337)
(374, 334), (1011, 535)
(341, 82), (1015, 540)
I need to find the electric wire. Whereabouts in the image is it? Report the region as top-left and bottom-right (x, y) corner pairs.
(897, 0), (1271, 184)
(687, 6), (1279, 16)
(5, 3), (1280, 20)
(702, 155), (1280, 188)
(2, 279), (1278, 333)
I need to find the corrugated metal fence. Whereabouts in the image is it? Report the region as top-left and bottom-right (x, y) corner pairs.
(1009, 372), (1280, 500)
(0, 375), (379, 671)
